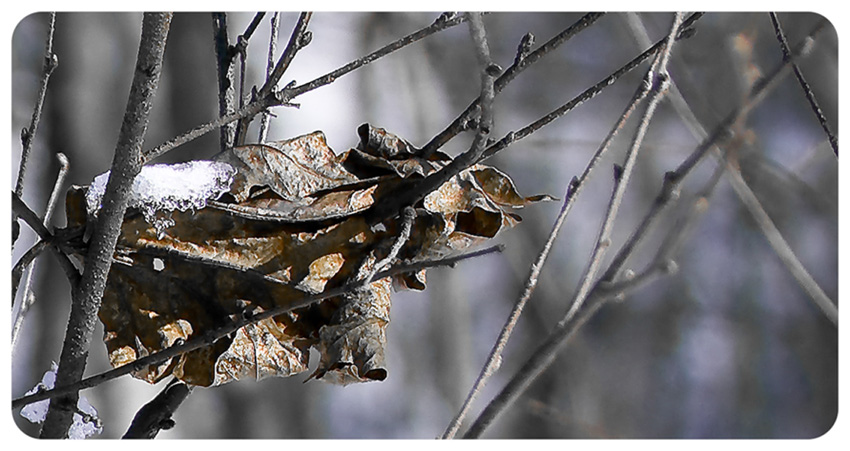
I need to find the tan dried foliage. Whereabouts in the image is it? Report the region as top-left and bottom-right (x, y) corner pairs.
(66, 124), (550, 387)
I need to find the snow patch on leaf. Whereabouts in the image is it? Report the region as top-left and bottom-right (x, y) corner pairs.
(86, 160), (235, 237)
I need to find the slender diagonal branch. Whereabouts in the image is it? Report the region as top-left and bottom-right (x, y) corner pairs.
(477, 12), (702, 163)
(363, 12), (496, 227)
(15, 12), (57, 199)
(12, 153), (70, 348)
(769, 12), (837, 157)
(39, 13), (172, 438)
(441, 34), (655, 439)
(143, 12), (465, 164)
(257, 12), (312, 100)
(725, 158), (837, 324)
(420, 12), (605, 158)
(602, 16), (830, 284)
(463, 15), (829, 439)
(11, 244), (503, 410)
(625, 12), (836, 324)
(462, 13), (684, 438)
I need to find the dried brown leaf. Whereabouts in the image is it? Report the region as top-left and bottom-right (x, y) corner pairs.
(68, 126), (549, 388)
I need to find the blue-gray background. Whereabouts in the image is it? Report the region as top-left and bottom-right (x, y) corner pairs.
(11, 12), (838, 438)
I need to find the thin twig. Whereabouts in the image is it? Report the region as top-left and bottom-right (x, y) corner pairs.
(602, 18), (829, 284)
(212, 13), (237, 152)
(11, 244), (503, 410)
(257, 12), (312, 100)
(239, 12), (312, 144)
(11, 239), (50, 302)
(462, 13), (684, 438)
(233, 12), (267, 145)
(12, 153), (70, 348)
(463, 15), (830, 438)
(284, 12), (467, 100)
(371, 207), (417, 277)
(39, 13), (172, 438)
(363, 13), (495, 226)
(724, 158), (837, 324)
(440, 33), (655, 439)
(477, 12), (702, 163)
(258, 12), (281, 143)
(144, 12), (464, 163)
(420, 12), (605, 158)
(561, 14), (679, 322)
(769, 12), (836, 157)
(12, 190), (82, 289)
(15, 12), (57, 199)
(11, 192), (52, 241)
(626, 13), (837, 325)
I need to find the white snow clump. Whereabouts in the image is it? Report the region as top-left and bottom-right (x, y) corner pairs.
(85, 160), (235, 237)
(20, 361), (103, 439)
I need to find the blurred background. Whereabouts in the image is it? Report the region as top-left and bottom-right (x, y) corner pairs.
(10, 12), (837, 439)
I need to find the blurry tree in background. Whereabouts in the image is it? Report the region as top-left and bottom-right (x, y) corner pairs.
(11, 12), (837, 439)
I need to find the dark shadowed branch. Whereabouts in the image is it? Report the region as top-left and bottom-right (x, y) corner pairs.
(769, 12), (837, 157)
(123, 380), (193, 439)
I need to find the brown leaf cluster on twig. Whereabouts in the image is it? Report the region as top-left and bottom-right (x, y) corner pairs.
(65, 125), (549, 387)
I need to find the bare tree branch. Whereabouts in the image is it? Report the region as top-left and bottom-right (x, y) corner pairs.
(723, 157), (837, 324)
(123, 380), (192, 439)
(11, 244), (503, 410)
(462, 14), (831, 439)
(441, 22), (656, 438)
(12, 153), (70, 348)
(15, 12), (57, 200)
(258, 12), (281, 143)
(420, 12), (605, 158)
(477, 12), (702, 163)
(39, 13), (172, 438)
(143, 12), (464, 164)
(212, 13), (237, 152)
(462, 13), (684, 437)
(769, 12), (837, 157)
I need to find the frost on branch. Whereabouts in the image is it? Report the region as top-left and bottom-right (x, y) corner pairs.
(20, 362), (103, 439)
(65, 125), (550, 388)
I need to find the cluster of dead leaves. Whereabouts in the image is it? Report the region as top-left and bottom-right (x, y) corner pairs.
(65, 124), (549, 387)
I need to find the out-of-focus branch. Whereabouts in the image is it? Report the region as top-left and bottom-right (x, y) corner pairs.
(724, 158), (837, 324)
(39, 13), (172, 438)
(623, 13), (836, 325)
(15, 12), (57, 200)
